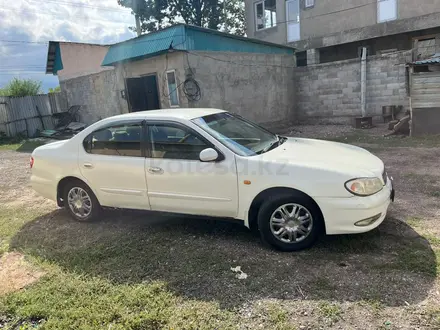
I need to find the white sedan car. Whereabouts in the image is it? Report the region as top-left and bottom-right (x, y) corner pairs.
(31, 108), (394, 251)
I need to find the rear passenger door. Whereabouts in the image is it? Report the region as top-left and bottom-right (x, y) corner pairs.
(79, 120), (150, 210)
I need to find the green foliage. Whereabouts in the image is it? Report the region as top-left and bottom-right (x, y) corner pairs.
(318, 302), (342, 323)
(48, 86), (61, 93)
(0, 78), (42, 97)
(118, 0), (246, 36)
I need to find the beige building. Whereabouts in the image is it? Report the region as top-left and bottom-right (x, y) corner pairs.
(46, 42), (113, 81)
(46, 24), (295, 125)
(245, 0), (440, 65)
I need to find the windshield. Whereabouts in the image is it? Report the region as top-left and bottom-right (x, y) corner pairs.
(192, 112), (280, 156)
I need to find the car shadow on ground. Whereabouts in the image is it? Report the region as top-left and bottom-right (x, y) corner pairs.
(10, 209), (437, 309)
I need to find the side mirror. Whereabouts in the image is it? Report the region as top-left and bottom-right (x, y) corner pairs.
(199, 148), (219, 162)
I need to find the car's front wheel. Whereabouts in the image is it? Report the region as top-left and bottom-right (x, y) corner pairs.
(63, 180), (101, 222)
(257, 193), (323, 251)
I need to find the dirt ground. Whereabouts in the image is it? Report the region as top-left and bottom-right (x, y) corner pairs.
(0, 123), (439, 329)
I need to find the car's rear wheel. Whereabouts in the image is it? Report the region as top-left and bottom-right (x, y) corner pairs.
(257, 193), (323, 251)
(63, 180), (101, 222)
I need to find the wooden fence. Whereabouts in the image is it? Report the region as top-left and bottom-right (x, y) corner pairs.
(0, 93), (68, 138)
(410, 71), (440, 108)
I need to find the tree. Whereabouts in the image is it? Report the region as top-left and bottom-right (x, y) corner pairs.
(0, 78), (42, 97)
(48, 86), (61, 93)
(117, 0), (246, 36)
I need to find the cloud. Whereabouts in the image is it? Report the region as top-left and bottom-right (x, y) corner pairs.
(0, 0), (136, 92)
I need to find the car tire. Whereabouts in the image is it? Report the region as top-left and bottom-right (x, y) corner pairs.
(63, 179), (101, 222)
(257, 193), (323, 251)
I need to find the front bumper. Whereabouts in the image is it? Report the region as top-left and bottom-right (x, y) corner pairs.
(315, 177), (393, 235)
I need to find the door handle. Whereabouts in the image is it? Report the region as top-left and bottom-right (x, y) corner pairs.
(83, 162), (94, 169)
(148, 167), (163, 174)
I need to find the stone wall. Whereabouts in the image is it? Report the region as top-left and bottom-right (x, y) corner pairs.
(186, 51), (295, 125)
(296, 50), (411, 123)
(60, 69), (127, 124)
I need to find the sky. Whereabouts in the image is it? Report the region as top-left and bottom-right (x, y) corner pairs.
(0, 0), (136, 92)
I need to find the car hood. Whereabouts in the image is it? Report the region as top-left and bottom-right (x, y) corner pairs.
(259, 138), (384, 177)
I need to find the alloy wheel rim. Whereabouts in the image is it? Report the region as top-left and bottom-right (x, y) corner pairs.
(67, 187), (92, 219)
(270, 203), (313, 243)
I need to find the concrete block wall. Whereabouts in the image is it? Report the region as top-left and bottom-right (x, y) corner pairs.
(60, 69), (126, 124)
(186, 52), (295, 125)
(296, 50), (410, 123)
(366, 51), (411, 118)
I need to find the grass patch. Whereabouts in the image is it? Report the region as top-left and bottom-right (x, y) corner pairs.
(0, 270), (238, 330)
(425, 307), (440, 328)
(255, 302), (297, 330)
(406, 217), (423, 227)
(374, 240), (438, 276)
(0, 206), (240, 329)
(330, 132), (440, 148)
(309, 277), (336, 292)
(424, 234), (440, 247)
(359, 299), (384, 316)
(0, 132), (47, 152)
(266, 303), (288, 324)
(0, 143), (22, 151)
(0, 140), (46, 152)
(318, 231), (379, 253)
(318, 302), (342, 323)
(0, 206), (45, 255)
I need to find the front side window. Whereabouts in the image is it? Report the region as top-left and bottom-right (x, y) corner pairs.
(148, 123), (208, 160)
(83, 122), (142, 157)
(192, 112), (279, 156)
(255, 0), (277, 31)
(166, 70), (179, 106)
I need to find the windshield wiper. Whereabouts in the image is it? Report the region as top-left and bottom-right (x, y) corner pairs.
(257, 136), (281, 154)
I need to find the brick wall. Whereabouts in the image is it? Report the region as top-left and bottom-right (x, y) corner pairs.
(296, 50), (411, 123)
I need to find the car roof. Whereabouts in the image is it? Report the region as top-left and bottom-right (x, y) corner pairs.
(108, 108), (226, 121)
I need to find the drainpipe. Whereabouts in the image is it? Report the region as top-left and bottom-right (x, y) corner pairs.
(360, 47), (367, 117)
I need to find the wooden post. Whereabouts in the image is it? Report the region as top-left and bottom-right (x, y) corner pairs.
(35, 105), (45, 130)
(413, 39), (419, 62)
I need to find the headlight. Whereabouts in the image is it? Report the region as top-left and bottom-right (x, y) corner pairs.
(345, 177), (383, 196)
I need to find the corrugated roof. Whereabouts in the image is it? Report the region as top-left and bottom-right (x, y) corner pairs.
(102, 24), (295, 66)
(412, 53), (440, 65)
(102, 25), (186, 66)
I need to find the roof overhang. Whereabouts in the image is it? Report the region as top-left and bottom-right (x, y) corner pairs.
(408, 53), (440, 66)
(46, 41), (63, 75)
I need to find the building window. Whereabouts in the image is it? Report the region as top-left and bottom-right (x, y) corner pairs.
(166, 70), (179, 106)
(377, 0), (397, 23)
(255, 0), (277, 31)
(286, 0), (300, 42)
(305, 0), (314, 8)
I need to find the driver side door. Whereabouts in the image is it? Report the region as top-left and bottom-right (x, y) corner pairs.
(144, 121), (238, 217)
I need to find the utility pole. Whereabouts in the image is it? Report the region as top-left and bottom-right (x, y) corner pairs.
(223, 0), (228, 32)
(131, 0), (142, 36)
(135, 14), (141, 36)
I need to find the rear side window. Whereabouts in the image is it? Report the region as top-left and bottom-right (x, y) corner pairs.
(83, 122), (143, 157)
